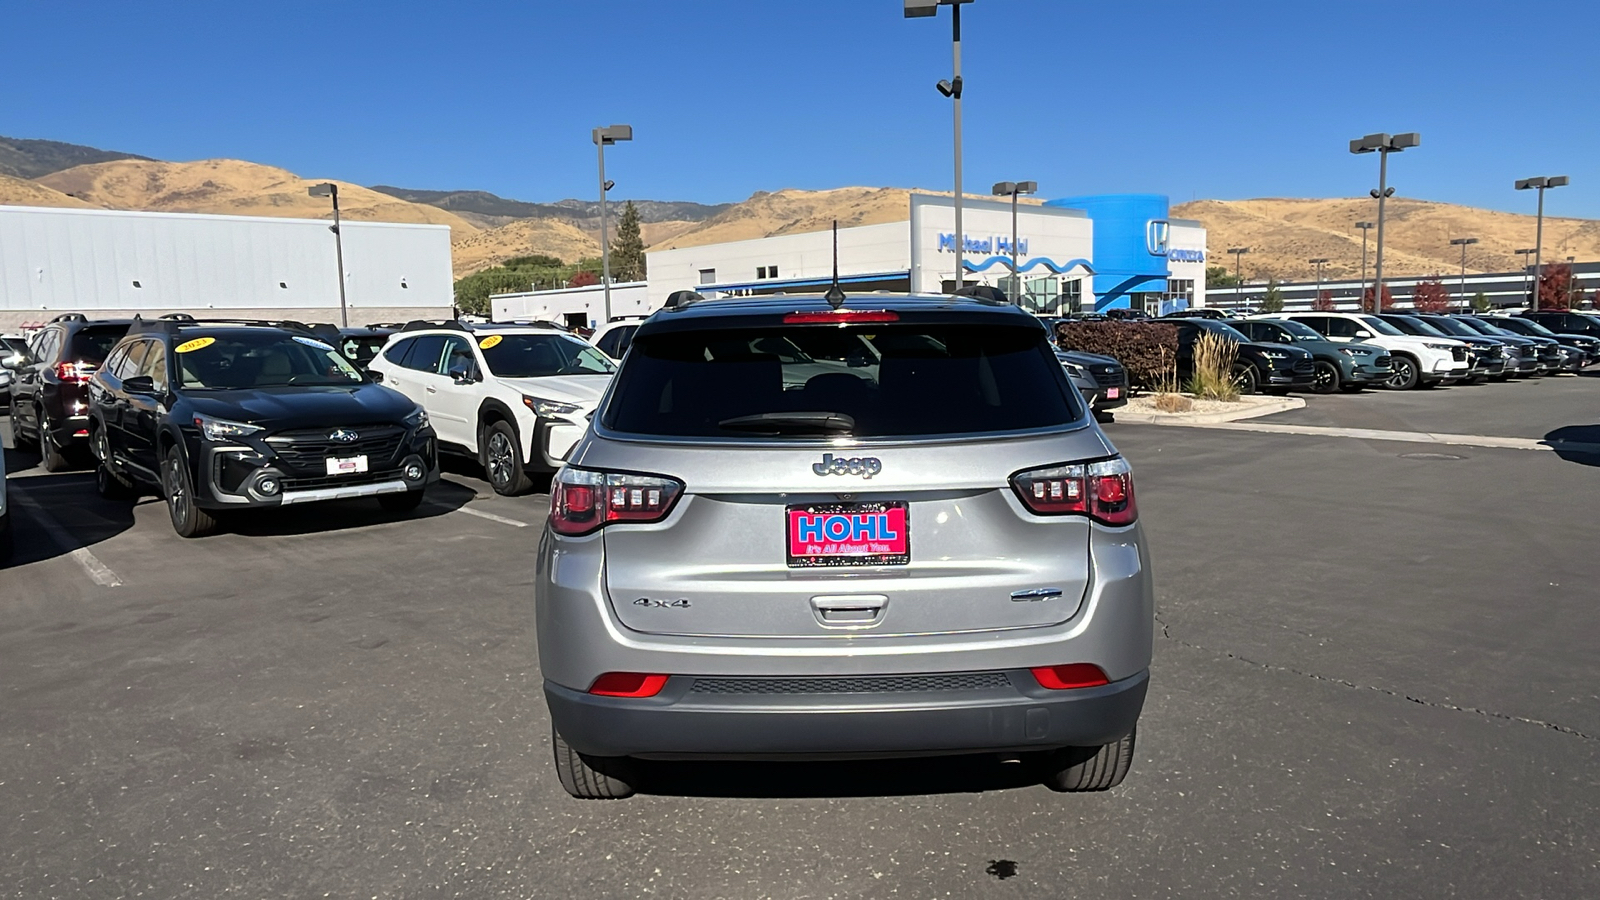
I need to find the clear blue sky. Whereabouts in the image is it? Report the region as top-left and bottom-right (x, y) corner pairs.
(4, 0), (1596, 217)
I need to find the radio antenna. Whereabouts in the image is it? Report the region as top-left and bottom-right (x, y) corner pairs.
(824, 219), (846, 309)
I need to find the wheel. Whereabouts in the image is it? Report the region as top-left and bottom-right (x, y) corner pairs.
(1039, 724), (1137, 792)
(377, 489), (426, 513)
(1231, 364), (1259, 395)
(93, 430), (137, 501)
(483, 420), (534, 496)
(38, 407), (72, 472)
(10, 407), (36, 451)
(1384, 356), (1420, 390)
(1310, 360), (1341, 394)
(162, 444), (219, 538)
(552, 727), (636, 799)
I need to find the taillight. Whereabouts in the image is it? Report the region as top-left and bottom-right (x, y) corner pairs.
(588, 672), (670, 698)
(549, 467), (684, 536)
(1030, 664), (1110, 690)
(55, 361), (95, 384)
(1011, 457), (1137, 526)
(782, 310), (900, 324)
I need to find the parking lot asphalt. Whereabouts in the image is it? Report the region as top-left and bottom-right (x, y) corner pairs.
(3, 392), (1599, 898)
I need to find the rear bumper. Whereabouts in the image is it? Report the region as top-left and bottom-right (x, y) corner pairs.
(546, 668), (1148, 760)
(1080, 385), (1127, 410)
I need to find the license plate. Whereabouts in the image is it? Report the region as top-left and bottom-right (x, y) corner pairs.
(1106, 387), (1120, 399)
(325, 455), (369, 476)
(787, 502), (909, 568)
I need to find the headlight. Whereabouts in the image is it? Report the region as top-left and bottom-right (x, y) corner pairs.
(1061, 362), (1087, 378)
(1337, 347), (1368, 357)
(1424, 343), (1456, 352)
(1259, 350), (1290, 360)
(193, 413), (263, 442)
(404, 407), (429, 429)
(523, 395), (582, 418)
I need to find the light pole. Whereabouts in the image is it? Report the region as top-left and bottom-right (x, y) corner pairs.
(992, 180), (1036, 305)
(1228, 247), (1250, 308)
(1514, 175), (1569, 311)
(592, 124), (633, 325)
(307, 182), (348, 327)
(1355, 221), (1374, 298)
(906, 0), (974, 291)
(1309, 257), (1329, 303)
(1449, 237), (1478, 311)
(1349, 132), (1420, 313)
(1514, 248), (1536, 304)
(1567, 255), (1577, 307)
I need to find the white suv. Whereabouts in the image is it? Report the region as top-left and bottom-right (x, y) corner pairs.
(1256, 312), (1469, 390)
(369, 323), (616, 494)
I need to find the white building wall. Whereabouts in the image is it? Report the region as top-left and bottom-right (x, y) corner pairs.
(491, 282), (650, 327)
(646, 221), (911, 306)
(908, 195), (1094, 295)
(1167, 219), (1208, 308)
(0, 205), (453, 329)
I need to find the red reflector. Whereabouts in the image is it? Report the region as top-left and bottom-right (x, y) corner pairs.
(73, 430), (89, 438)
(1030, 664), (1110, 690)
(782, 310), (900, 324)
(588, 672), (670, 698)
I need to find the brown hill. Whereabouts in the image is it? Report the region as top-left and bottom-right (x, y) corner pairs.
(1173, 198), (1600, 284)
(648, 187), (918, 251)
(451, 218), (602, 276)
(37, 159), (480, 239)
(0, 173), (98, 209)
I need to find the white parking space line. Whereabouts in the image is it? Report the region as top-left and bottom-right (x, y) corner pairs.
(1138, 419), (1600, 455)
(430, 502), (531, 528)
(8, 486), (124, 587)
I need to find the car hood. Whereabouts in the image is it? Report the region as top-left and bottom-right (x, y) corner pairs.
(1242, 341), (1312, 360)
(497, 374), (613, 407)
(1339, 342), (1387, 355)
(185, 382), (418, 430)
(1057, 350), (1120, 366)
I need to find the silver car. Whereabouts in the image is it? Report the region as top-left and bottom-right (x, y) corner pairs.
(536, 293), (1153, 799)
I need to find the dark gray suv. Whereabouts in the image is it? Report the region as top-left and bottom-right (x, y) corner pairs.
(535, 292), (1154, 799)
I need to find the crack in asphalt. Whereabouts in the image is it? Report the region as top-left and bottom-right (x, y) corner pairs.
(1153, 611), (1596, 743)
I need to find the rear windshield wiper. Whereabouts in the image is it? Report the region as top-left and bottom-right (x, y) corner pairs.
(717, 412), (856, 435)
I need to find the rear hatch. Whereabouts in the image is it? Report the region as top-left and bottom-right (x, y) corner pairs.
(578, 316), (1116, 639)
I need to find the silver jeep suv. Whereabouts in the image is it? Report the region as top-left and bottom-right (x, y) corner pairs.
(535, 293), (1153, 798)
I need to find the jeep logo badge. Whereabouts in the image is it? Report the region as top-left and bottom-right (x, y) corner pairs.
(328, 429), (360, 443)
(812, 453), (881, 479)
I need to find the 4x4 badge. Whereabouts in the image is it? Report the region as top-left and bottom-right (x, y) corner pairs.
(812, 453), (881, 479)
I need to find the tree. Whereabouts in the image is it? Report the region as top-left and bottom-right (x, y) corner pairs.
(1536, 262), (1573, 310)
(569, 269), (600, 288)
(609, 200), (646, 282)
(501, 254), (564, 269)
(1470, 291), (1491, 313)
(1411, 276), (1451, 313)
(1313, 290), (1336, 311)
(1206, 265), (1241, 287)
(1360, 284), (1394, 313)
(1258, 278), (1284, 313)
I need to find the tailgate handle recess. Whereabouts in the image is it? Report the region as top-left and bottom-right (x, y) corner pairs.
(811, 595), (888, 627)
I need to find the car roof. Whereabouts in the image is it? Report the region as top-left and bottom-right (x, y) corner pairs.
(636, 292), (1041, 336)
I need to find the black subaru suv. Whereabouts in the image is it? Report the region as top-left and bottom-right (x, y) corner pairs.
(6, 314), (135, 471)
(87, 316), (438, 537)
(1168, 318), (1315, 394)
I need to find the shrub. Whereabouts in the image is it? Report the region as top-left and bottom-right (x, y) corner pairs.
(1152, 392), (1194, 413)
(1186, 332), (1240, 401)
(1313, 290), (1336, 311)
(1258, 279), (1284, 313)
(1470, 291), (1491, 313)
(1537, 263), (1573, 310)
(1055, 321), (1179, 389)
(1361, 284), (1395, 312)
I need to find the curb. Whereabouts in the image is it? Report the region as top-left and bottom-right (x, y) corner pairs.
(1109, 396), (1305, 426)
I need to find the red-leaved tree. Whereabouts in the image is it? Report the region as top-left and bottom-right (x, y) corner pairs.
(1536, 263), (1573, 310)
(1313, 291), (1336, 311)
(1361, 284), (1394, 312)
(1411, 277), (1451, 313)
(568, 269), (600, 288)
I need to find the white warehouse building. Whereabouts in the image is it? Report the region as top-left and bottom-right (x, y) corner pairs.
(0, 205), (454, 331)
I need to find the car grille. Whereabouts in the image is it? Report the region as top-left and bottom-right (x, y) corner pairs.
(688, 672), (1013, 695)
(1373, 355), (1392, 367)
(1089, 364), (1125, 387)
(1292, 358), (1315, 375)
(265, 424), (408, 475)
(1451, 347), (1468, 362)
(280, 470), (402, 491)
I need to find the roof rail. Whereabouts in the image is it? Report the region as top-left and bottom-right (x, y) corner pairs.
(362, 322), (405, 330)
(953, 285), (1013, 306)
(158, 312), (197, 322)
(127, 316), (320, 336)
(49, 313), (88, 323)
(663, 290), (707, 311)
(400, 319), (472, 333)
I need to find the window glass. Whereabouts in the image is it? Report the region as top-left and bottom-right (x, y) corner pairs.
(440, 336), (476, 377)
(603, 324), (1080, 439)
(1288, 316), (1329, 336)
(596, 330), (624, 358)
(1356, 315), (1404, 336)
(340, 334), (392, 366)
(175, 331), (364, 389)
(32, 330), (59, 363)
(68, 325), (131, 363)
(115, 341), (150, 380)
(141, 341), (169, 391)
(400, 335), (448, 373)
(383, 337), (414, 366)
(479, 333), (615, 378)
(102, 344), (132, 381)
(1323, 318), (1361, 338)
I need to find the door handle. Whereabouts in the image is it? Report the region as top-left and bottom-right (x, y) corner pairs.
(425, 386), (437, 394)
(388, 379), (400, 386)
(810, 595), (888, 628)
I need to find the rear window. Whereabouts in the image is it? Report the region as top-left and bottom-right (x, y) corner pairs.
(602, 323), (1081, 439)
(69, 325), (131, 363)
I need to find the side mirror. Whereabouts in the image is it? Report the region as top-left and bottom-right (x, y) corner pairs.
(0, 353), (23, 370)
(447, 363), (476, 385)
(1355, 330), (1372, 338)
(122, 375), (156, 394)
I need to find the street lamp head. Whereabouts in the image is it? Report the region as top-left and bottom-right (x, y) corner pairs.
(1309, 258), (1329, 264)
(1548, 175), (1570, 188)
(991, 181), (1016, 196)
(592, 124), (633, 146)
(1227, 247), (1250, 255)
(935, 77), (963, 98)
(1390, 132), (1421, 150)
(1016, 180), (1037, 195)
(1349, 133), (1388, 154)
(1515, 178), (1541, 191)
(1450, 237), (1479, 247)
(904, 0), (972, 17)
(1356, 221), (1374, 230)
(308, 182), (334, 198)
(602, 179), (615, 192)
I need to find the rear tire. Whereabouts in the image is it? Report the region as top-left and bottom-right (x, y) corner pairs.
(1310, 360), (1341, 394)
(12, 409), (37, 451)
(1039, 724), (1137, 792)
(483, 420), (534, 497)
(94, 431), (137, 501)
(163, 445), (219, 538)
(38, 407), (71, 472)
(377, 489), (426, 513)
(552, 727), (636, 799)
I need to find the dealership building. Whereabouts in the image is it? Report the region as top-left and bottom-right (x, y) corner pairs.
(492, 193), (1209, 327)
(0, 205), (455, 331)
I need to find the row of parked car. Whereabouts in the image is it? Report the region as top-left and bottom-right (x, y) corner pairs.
(1134, 309), (1599, 394)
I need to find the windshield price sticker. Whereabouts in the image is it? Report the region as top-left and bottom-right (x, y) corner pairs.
(175, 337), (216, 354)
(479, 335), (504, 350)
